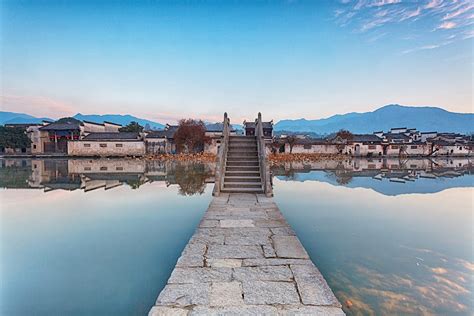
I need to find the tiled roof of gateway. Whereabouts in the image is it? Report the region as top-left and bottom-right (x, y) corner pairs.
(82, 132), (140, 140)
(244, 121), (273, 129)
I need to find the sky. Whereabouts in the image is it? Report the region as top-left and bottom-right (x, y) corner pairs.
(0, 0), (472, 124)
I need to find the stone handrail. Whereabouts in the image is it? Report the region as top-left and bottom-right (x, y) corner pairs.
(256, 112), (273, 197)
(212, 112), (230, 196)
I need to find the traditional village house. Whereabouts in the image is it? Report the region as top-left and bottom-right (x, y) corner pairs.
(347, 134), (384, 157)
(144, 124), (178, 154)
(68, 132), (145, 157)
(204, 123), (237, 154)
(36, 118), (84, 153)
(282, 138), (340, 154)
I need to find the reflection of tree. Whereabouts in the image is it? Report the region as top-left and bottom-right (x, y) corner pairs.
(0, 162), (31, 188)
(175, 163), (210, 196)
(327, 163), (353, 185)
(125, 176), (147, 189)
(332, 170), (353, 185)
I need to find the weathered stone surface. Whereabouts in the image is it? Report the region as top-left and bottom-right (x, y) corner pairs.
(168, 267), (232, 284)
(242, 281), (300, 305)
(233, 266), (293, 282)
(254, 219), (288, 228)
(207, 258), (242, 268)
(157, 283), (209, 306)
(190, 231), (225, 245)
(262, 245), (276, 257)
(290, 265), (341, 307)
(191, 305), (278, 315)
(279, 306), (346, 315)
(207, 245), (263, 259)
(225, 234), (271, 246)
(151, 194), (343, 315)
(273, 236), (309, 259)
(271, 227), (296, 236)
(242, 258), (314, 267)
(220, 219), (255, 228)
(176, 243), (206, 267)
(148, 306), (188, 316)
(210, 282), (243, 306)
(199, 220), (219, 228)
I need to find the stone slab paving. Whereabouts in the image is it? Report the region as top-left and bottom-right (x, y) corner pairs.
(149, 193), (344, 316)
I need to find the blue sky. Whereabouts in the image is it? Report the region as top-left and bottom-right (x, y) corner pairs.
(1, 0), (472, 123)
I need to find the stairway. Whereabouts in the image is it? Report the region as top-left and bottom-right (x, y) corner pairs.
(221, 135), (263, 193)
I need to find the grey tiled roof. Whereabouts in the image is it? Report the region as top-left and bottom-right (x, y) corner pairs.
(82, 132), (140, 140)
(352, 134), (382, 143)
(244, 121), (273, 129)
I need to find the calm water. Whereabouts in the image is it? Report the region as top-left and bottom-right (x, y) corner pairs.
(274, 157), (473, 315)
(1, 157), (473, 315)
(0, 159), (214, 315)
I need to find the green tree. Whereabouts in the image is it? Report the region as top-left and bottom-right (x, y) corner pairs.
(0, 126), (31, 150)
(119, 121), (144, 133)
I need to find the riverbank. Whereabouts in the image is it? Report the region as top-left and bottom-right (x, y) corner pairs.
(0, 153), (217, 162)
(269, 153), (346, 166)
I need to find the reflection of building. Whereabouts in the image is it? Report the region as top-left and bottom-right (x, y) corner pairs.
(273, 157), (473, 196)
(0, 158), (216, 194)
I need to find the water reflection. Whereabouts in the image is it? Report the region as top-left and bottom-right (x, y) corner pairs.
(273, 158), (473, 315)
(0, 158), (215, 195)
(273, 157), (473, 195)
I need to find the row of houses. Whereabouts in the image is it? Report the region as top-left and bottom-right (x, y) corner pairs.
(278, 127), (473, 157)
(2, 119), (472, 157)
(2, 118), (244, 157)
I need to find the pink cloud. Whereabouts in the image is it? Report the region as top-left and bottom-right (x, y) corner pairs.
(437, 21), (457, 29)
(1, 94), (76, 119)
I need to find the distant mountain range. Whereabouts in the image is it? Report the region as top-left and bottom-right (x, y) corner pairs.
(275, 104), (474, 134)
(73, 113), (165, 130)
(2, 104), (473, 134)
(0, 111), (53, 125)
(0, 111), (165, 130)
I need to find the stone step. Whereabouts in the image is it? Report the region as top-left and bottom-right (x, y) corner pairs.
(220, 187), (263, 193)
(227, 151), (258, 156)
(226, 156), (259, 161)
(226, 166), (260, 172)
(225, 171), (261, 177)
(229, 136), (256, 139)
(227, 157), (259, 162)
(229, 138), (257, 143)
(226, 161), (259, 167)
(227, 150), (258, 155)
(224, 176), (262, 183)
(229, 144), (258, 148)
(223, 182), (263, 189)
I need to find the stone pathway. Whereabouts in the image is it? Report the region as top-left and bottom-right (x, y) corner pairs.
(149, 193), (344, 315)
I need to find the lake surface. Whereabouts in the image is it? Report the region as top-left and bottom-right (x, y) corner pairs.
(1, 157), (473, 315)
(274, 157), (473, 315)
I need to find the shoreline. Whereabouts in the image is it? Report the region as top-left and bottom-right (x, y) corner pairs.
(1, 152), (471, 162)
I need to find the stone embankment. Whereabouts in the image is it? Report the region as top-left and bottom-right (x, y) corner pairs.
(149, 193), (344, 315)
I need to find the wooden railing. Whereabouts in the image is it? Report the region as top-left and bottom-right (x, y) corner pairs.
(256, 112), (273, 197)
(212, 112), (230, 196)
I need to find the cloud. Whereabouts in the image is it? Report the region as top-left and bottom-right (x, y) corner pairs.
(437, 21), (457, 29)
(334, 0), (473, 53)
(0, 94), (76, 119)
(442, 3), (474, 20)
